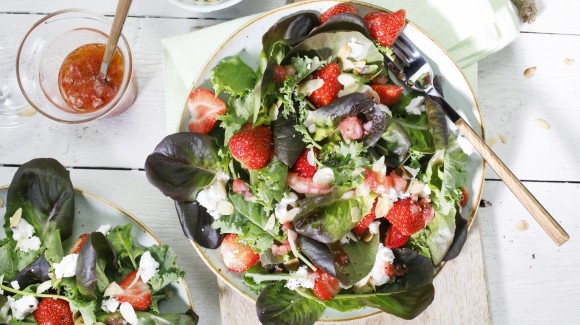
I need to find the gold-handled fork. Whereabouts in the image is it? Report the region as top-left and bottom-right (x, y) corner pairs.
(386, 34), (569, 246)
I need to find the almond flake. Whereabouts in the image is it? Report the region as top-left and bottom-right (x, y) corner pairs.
(104, 282), (124, 297)
(534, 118), (551, 130)
(523, 67), (536, 78)
(10, 207), (23, 228)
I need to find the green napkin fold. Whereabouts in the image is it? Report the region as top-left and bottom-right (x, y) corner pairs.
(162, 0), (520, 133)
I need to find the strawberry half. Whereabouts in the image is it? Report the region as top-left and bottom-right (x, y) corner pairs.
(352, 199), (378, 236)
(34, 298), (74, 325)
(291, 148), (318, 178)
(221, 234), (260, 273)
(228, 123), (273, 170)
(338, 116), (364, 141)
(312, 268), (341, 301)
(117, 270), (152, 311)
(370, 84), (404, 106)
(187, 88), (226, 135)
(364, 9), (406, 47)
(309, 63), (342, 108)
(460, 187), (469, 207)
(70, 233), (89, 254)
(384, 225), (410, 249)
(385, 198), (433, 236)
(320, 3), (359, 24)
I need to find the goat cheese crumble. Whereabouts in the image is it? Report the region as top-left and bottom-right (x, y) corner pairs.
(54, 254), (79, 279)
(285, 266), (316, 290)
(196, 173), (231, 219)
(138, 251), (160, 283)
(7, 296), (38, 321)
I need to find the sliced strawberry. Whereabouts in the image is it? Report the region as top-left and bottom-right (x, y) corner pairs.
(364, 9), (406, 47)
(371, 75), (389, 85)
(319, 3), (359, 24)
(273, 65), (288, 83)
(386, 198), (431, 236)
(187, 88), (226, 135)
(291, 148), (318, 178)
(117, 270), (152, 311)
(34, 298), (74, 325)
(352, 199), (378, 236)
(389, 171), (407, 192)
(228, 123), (273, 170)
(70, 233), (89, 254)
(384, 225), (410, 249)
(460, 187), (469, 207)
(419, 197), (435, 225)
(287, 172), (333, 195)
(370, 84), (404, 106)
(338, 116), (364, 141)
(309, 63), (342, 108)
(271, 240), (291, 257)
(221, 234), (260, 273)
(312, 268), (341, 301)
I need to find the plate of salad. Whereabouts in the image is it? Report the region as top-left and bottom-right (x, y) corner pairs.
(145, 1), (484, 323)
(0, 159), (198, 324)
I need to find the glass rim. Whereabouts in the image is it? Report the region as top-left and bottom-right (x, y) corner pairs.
(15, 8), (134, 124)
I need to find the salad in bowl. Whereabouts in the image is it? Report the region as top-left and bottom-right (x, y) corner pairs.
(0, 159), (198, 324)
(146, 3), (479, 324)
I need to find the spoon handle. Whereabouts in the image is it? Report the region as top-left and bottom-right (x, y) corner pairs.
(455, 118), (570, 246)
(100, 0), (133, 78)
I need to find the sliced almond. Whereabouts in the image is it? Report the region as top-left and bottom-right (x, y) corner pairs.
(516, 220), (529, 231)
(350, 207), (362, 222)
(523, 67), (536, 78)
(120, 302), (138, 325)
(497, 132), (507, 144)
(564, 58), (575, 65)
(375, 197), (393, 219)
(297, 79), (324, 96)
(534, 118), (551, 130)
(362, 232), (373, 243)
(36, 280), (53, 294)
(104, 282), (124, 297)
(217, 200), (234, 216)
(10, 207), (23, 227)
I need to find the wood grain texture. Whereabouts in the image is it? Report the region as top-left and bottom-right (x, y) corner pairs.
(219, 220), (491, 325)
(456, 118), (569, 245)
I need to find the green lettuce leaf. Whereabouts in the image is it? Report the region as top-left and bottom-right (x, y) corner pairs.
(147, 245), (186, 293)
(256, 282), (325, 325)
(106, 224), (145, 271)
(211, 55), (257, 96)
(249, 157), (288, 213)
(217, 90), (257, 143)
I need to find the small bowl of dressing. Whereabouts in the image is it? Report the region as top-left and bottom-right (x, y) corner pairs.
(16, 9), (137, 123)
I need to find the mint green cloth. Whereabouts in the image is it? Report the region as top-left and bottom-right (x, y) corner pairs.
(162, 0), (520, 133)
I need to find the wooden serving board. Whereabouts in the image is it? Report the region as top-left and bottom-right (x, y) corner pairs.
(219, 220), (491, 324)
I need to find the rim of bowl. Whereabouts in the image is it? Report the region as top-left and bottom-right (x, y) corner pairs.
(15, 8), (133, 124)
(166, 0), (244, 13)
(181, 0), (486, 321)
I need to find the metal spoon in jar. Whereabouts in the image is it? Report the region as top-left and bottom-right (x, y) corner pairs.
(99, 0), (133, 82)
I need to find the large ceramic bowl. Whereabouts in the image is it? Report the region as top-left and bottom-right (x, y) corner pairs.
(0, 187), (195, 317)
(178, 0), (485, 321)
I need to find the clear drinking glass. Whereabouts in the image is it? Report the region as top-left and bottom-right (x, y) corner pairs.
(16, 9), (137, 124)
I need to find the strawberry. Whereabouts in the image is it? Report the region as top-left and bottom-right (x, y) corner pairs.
(352, 199), (378, 236)
(273, 65), (288, 83)
(370, 84), (404, 106)
(460, 187), (469, 207)
(291, 148), (318, 178)
(312, 268), (341, 301)
(228, 123), (273, 170)
(364, 9), (406, 47)
(384, 225), (410, 248)
(70, 233), (89, 254)
(221, 234), (260, 273)
(117, 270), (152, 311)
(386, 198), (432, 235)
(34, 298), (74, 325)
(187, 88), (226, 135)
(338, 116), (364, 141)
(232, 178), (253, 201)
(319, 3), (359, 24)
(309, 63), (342, 108)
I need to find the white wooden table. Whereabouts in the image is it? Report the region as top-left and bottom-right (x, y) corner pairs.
(1, 1), (579, 324)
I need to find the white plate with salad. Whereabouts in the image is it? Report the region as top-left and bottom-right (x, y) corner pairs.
(145, 0), (485, 323)
(0, 159), (198, 324)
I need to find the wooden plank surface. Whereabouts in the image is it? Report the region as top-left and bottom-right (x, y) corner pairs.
(219, 220), (491, 325)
